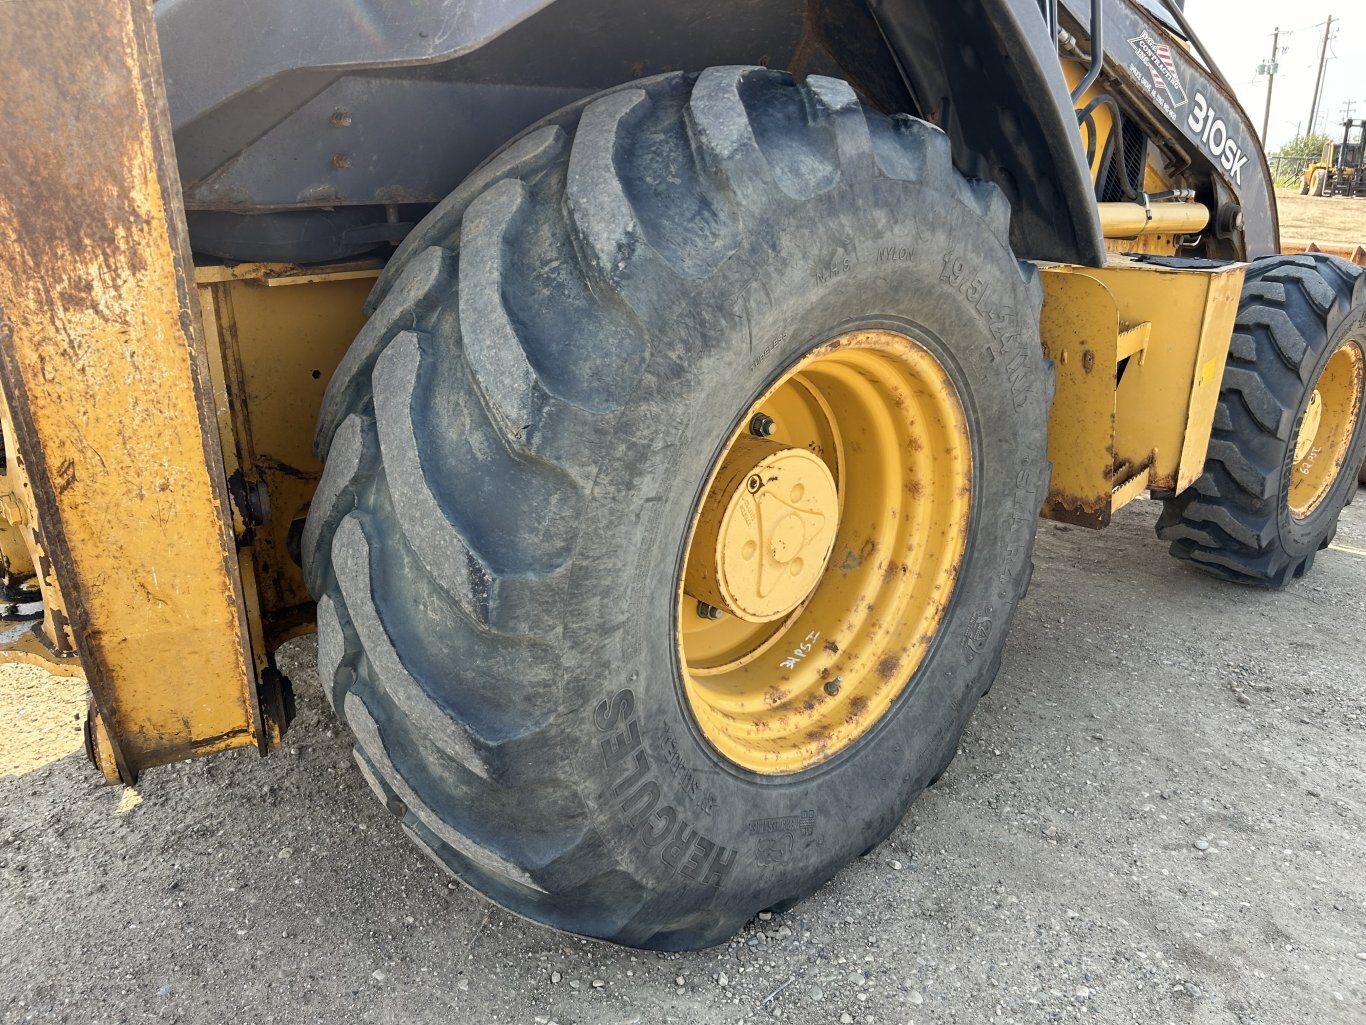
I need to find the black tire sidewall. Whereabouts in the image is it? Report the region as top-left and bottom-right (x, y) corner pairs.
(556, 177), (1047, 925)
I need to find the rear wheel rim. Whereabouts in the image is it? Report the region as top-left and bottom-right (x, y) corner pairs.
(677, 329), (972, 775)
(1289, 338), (1365, 519)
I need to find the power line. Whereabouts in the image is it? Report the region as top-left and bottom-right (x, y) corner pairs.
(1307, 16), (1336, 136)
(1261, 26), (1281, 143)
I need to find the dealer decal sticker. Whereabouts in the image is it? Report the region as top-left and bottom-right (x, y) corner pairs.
(1128, 30), (1188, 111)
(1124, 30), (1249, 187)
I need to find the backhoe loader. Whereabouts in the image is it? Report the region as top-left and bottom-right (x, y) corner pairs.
(1, 0), (1363, 950)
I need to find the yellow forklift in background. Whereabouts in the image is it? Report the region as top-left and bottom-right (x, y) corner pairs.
(1301, 121), (1366, 197)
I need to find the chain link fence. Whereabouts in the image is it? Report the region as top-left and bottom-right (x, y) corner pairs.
(1267, 154), (1311, 190)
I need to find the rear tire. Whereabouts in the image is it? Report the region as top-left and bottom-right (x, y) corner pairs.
(304, 69), (1050, 949)
(1158, 254), (1366, 586)
(1311, 168), (1329, 197)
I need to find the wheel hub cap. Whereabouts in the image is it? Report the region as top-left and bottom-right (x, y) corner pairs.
(1293, 389), (1324, 464)
(684, 437), (839, 623)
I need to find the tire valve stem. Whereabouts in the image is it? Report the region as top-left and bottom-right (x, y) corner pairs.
(749, 412), (777, 438)
(696, 601), (725, 621)
(824, 676), (842, 697)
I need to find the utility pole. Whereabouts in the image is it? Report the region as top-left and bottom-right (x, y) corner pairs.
(1260, 26), (1280, 144)
(1307, 15), (1334, 136)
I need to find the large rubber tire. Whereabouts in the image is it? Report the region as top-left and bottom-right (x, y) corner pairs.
(1158, 254), (1366, 586)
(1310, 168), (1329, 197)
(303, 68), (1050, 950)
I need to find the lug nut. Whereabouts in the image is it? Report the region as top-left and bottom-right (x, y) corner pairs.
(824, 676), (843, 697)
(696, 601), (725, 621)
(749, 413), (777, 438)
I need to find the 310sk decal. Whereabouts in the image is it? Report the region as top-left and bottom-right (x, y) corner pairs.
(1126, 30), (1249, 187)
(1187, 92), (1250, 185)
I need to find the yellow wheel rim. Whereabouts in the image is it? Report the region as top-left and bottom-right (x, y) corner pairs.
(677, 329), (972, 775)
(1289, 338), (1365, 519)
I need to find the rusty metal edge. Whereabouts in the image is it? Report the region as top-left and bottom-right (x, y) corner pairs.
(0, 322), (134, 774)
(133, 0), (269, 760)
(0, 0), (265, 782)
(1280, 240), (1366, 267)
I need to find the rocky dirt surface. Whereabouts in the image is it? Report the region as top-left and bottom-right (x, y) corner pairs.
(3, 497), (1364, 1025)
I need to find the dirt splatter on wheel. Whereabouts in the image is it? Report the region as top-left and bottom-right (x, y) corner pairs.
(679, 330), (972, 774)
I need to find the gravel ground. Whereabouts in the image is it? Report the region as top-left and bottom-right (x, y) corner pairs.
(3, 497), (1365, 1025)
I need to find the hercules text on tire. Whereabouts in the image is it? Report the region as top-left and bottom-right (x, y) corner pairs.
(304, 69), (1050, 949)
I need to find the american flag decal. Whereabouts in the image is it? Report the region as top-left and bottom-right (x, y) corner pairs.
(1128, 32), (1189, 110)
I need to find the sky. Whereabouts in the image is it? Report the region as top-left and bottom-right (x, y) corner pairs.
(1184, 1), (1366, 151)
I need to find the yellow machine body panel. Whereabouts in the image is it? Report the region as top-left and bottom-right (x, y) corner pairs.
(0, 0), (260, 780)
(1038, 259), (1245, 527)
(197, 263), (378, 655)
